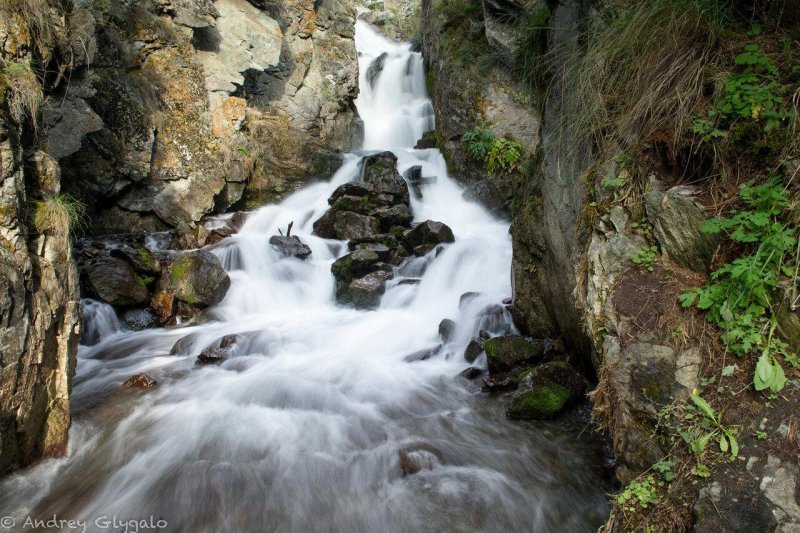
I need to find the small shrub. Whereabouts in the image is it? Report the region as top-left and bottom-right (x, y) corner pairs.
(680, 178), (798, 392)
(631, 246), (658, 272)
(461, 126), (494, 160)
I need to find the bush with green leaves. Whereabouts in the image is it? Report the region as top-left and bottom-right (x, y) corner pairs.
(462, 127), (523, 175)
(680, 178), (798, 392)
(692, 44), (795, 141)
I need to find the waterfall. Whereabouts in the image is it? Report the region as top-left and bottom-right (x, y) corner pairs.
(0, 21), (608, 532)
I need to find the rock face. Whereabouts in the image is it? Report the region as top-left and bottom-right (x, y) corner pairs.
(0, 11), (81, 474)
(42, 0), (360, 234)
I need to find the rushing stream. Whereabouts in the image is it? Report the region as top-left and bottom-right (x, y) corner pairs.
(0, 22), (609, 532)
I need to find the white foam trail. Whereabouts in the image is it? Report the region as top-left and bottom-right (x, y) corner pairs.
(0, 20), (609, 532)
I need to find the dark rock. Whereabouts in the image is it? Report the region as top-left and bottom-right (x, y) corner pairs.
(170, 333), (200, 355)
(463, 339), (484, 363)
(110, 246), (158, 274)
(484, 335), (544, 373)
(414, 131), (437, 149)
(84, 255), (151, 307)
(366, 52), (388, 88)
(123, 373), (158, 389)
(481, 377), (515, 392)
(160, 250), (230, 307)
(362, 151), (409, 202)
(403, 345), (441, 362)
(331, 249), (381, 282)
(312, 209), (338, 238)
(476, 304), (512, 335)
(438, 318), (456, 343)
(329, 182), (376, 205)
(404, 220), (455, 251)
(269, 235), (312, 259)
(371, 204), (413, 230)
(462, 179), (508, 217)
(197, 348), (227, 365)
(334, 211), (382, 240)
(507, 361), (586, 420)
(151, 291), (175, 324)
(398, 278), (420, 285)
(347, 233), (400, 251)
(459, 366), (484, 380)
(352, 242), (391, 260)
(122, 309), (156, 330)
(405, 165), (437, 199)
(399, 447), (440, 475)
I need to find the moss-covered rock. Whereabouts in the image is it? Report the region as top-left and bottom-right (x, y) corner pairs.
(507, 361), (586, 420)
(484, 334), (544, 373)
(160, 250), (230, 307)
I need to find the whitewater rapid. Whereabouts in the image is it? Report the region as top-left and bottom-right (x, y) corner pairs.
(0, 22), (609, 532)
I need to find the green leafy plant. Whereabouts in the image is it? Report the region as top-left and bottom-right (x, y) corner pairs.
(652, 459), (676, 482)
(462, 127), (523, 175)
(616, 475), (659, 512)
(631, 246), (658, 271)
(486, 137), (523, 174)
(681, 393), (739, 461)
(680, 178), (797, 392)
(461, 126), (495, 161)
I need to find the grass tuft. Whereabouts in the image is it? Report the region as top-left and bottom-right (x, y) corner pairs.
(33, 194), (87, 239)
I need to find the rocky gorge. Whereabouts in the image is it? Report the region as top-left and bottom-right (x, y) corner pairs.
(1, 0), (800, 531)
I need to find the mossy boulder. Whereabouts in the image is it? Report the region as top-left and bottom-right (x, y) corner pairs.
(161, 250), (230, 307)
(484, 334), (544, 373)
(507, 362), (586, 420)
(362, 151), (409, 202)
(84, 255), (151, 307)
(403, 220), (455, 253)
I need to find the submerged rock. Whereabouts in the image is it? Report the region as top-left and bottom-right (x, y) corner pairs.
(438, 318), (456, 343)
(269, 235), (312, 259)
(507, 362), (586, 420)
(123, 373), (158, 389)
(463, 339), (484, 363)
(483, 335), (544, 373)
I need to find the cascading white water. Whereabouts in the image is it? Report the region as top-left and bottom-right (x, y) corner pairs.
(0, 22), (609, 532)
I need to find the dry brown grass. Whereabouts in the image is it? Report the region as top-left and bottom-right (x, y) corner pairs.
(552, 0), (727, 164)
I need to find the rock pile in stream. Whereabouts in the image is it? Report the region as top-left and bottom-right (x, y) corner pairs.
(314, 152), (454, 308)
(78, 237), (231, 326)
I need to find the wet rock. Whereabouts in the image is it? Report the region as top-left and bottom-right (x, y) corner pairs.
(170, 333), (200, 355)
(362, 152), (409, 202)
(352, 242), (392, 261)
(403, 345), (441, 362)
(122, 373), (158, 389)
(476, 304), (512, 335)
(347, 270), (394, 308)
(331, 211), (382, 240)
(269, 235), (312, 260)
(405, 165), (437, 199)
(122, 309), (156, 330)
(160, 250), (230, 307)
(414, 132), (437, 149)
(197, 348), (227, 365)
(462, 179), (507, 216)
(459, 291), (482, 309)
(110, 246), (158, 274)
(399, 447), (440, 475)
(151, 291), (176, 324)
(507, 362), (586, 420)
(366, 52), (388, 88)
(404, 220), (455, 250)
(483, 335), (544, 373)
(84, 255), (151, 307)
(463, 339), (484, 363)
(332, 249), (381, 282)
(372, 204), (413, 230)
(459, 366), (484, 380)
(481, 376), (515, 392)
(438, 318), (456, 343)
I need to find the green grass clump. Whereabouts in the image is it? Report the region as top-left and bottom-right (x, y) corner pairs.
(32, 193), (86, 239)
(1, 62), (43, 128)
